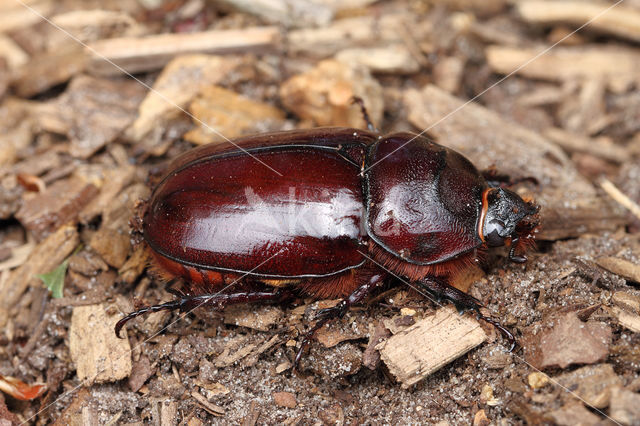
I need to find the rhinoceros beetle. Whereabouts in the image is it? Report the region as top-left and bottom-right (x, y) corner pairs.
(116, 104), (540, 368)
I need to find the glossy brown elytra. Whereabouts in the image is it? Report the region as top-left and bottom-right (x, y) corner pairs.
(116, 104), (540, 368)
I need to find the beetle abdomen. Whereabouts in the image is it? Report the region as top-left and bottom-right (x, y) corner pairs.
(144, 146), (368, 278)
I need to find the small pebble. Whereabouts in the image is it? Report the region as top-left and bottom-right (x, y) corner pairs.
(400, 308), (416, 316)
(527, 372), (549, 389)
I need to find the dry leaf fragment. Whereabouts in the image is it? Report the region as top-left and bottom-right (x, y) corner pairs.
(0, 375), (45, 401)
(524, 312), (611, 369)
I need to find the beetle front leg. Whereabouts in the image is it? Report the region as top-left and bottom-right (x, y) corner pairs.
(294, 273), (386, 369)
(413, 277), (516, 351)
(115, 289), (294, 338)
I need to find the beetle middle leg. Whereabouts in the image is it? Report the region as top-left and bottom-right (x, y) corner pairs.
(294, 273), (386, 369)
(164, 279), (184, 297)
(115, 288), (294, 338)
(413, 277), (516, 351)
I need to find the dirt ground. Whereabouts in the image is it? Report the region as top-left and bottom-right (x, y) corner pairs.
(1, 0), (640, 424)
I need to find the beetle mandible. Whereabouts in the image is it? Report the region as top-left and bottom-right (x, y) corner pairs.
(116, 103), (540, 368)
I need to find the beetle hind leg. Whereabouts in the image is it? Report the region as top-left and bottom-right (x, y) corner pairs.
(414, 277), (516, 352)
(115, 289), (294, 339)
(294, 273), (386, 370)
(115, 299), (182, 338)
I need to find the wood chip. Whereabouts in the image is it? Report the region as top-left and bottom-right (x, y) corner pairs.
(527, 372), (549, 389)
(0, 1), (53, 33)
(517, 85), (566, 107)
(288, 14), (418, 57)
(596, 256), (640, 283)
(240, 401), (260, 426)
(485, 45), (640, 88)
(313, 314), (368, 348)
(473, 409), (490, 426)
(560, 78), (605, 135)
(555, 364), (622, 408)
(544, 127), (627, 164)
(516, 1), (640, 43)
(0, 35), (28, 71)
(383, 315), (416, 335)
(15, 176), (98, 241)
(52, 388), (92, 426)
(376, 306), (487, 388)
(213, 335), (258, 368)
(89, 183), (149, 268)
(50, 9), (142, 44)
(599, 178), (640, 223)
(275, 361), (291, 374)
(68, 250), (109, 277)
(272, 391), (297, 408)
(548, 402), (601, 426)
(612, 307), (640, 333)
(0, 240), (34, 272)
(184, 85), (285, 146)
(362, 321), (391, 370)
(125, 54), (241, 144)
(280, 59), (383, 127)
(152, 399), (179, 425)
(244, 334), (282, 367)
(609, 387), (640, 425)
(217, 0), (333, 27)
(118, 245), (151, 286)
(11, 45), (87, 98)
(196, 381), (230, 397)
(88, 27), (278, 76)
(69, 303), (132, 384)
(612, 292), (640, 314)
(404, 84), (626, 240)
(79, 165), (136, 224)
(433, 56), (465, 93)
(128, 356), (154, 392)
(57, 75), (146, 158)
(334, 45), (421, 74)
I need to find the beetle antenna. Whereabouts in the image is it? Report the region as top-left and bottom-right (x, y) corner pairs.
(351, 96), (378, 133)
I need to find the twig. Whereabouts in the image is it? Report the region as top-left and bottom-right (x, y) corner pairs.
(599, 178), (640, 222)
(191, 391), (225, 416)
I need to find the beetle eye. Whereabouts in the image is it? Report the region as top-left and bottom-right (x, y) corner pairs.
(485, 220), (505, 246)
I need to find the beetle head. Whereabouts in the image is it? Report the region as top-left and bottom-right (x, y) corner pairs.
(481, 188), (540, 263)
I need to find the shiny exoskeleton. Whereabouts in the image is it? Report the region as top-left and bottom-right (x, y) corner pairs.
(116, 121), (540, 368)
